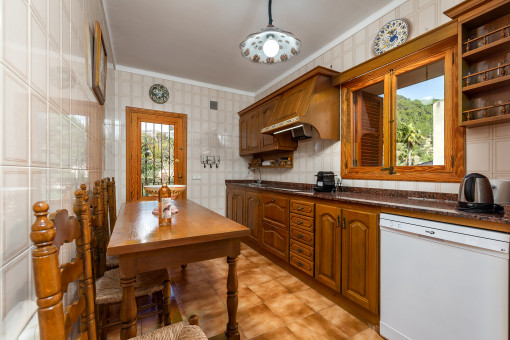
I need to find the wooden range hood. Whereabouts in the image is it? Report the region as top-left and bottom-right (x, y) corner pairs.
(239, 66), (341, 141)
(258, 66), (340, 140)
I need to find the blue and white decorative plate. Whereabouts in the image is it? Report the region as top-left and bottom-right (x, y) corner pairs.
(373, 19), (408, 56)
(149, 84), (169, 104)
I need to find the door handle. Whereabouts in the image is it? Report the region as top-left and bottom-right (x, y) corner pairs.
(337, 215), (341, 228)
(178, 172), (183, 184)
(343, 216), (346, 229)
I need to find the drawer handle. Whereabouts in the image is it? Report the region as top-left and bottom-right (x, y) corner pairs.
(297, 234), (304, 238)
(297, 248), (303, 253)
(425, 230), (435, 235)
(271, 199), (276, 202)
(297, 261), (303, 267)
(297, 206), (303, 211)
(297, 221), (303, 225)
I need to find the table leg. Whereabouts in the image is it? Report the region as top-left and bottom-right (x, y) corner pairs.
(163, 279), (171, 325)
(225, 256), (240, 340)
(120, 276), (137, 340)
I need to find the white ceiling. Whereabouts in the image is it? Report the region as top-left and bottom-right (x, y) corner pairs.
(104, 0), (401, 95)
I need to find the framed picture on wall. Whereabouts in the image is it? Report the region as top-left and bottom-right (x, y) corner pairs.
(84, 19), (93, 88)
(92, 21), (107, 105)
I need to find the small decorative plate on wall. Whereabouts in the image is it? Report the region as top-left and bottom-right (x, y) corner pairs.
(373, 19), (409, 56)
(149, 84), (169, 104)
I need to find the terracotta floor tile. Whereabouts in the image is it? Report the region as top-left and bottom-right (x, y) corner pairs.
(294, 288), (335, 312)
(247, 255), (274, 266)
(319, 305), (367, 337)
(199, 313), (229, 338)
(182, 293), (227, 322)
(250, 326), (298, 340)
(248, 279), (292, 302)
(259, 264), (292, 278)
(237, 304), (284, 338)
(238, 268), (273, 286)
(287, 313), (348, 340)
(237, 257), (260, 272)
(218, 286), (263, 310)
(174, 280), (217, 303)
(171, 268), (208, 284)
(141, 315), (160, 333)
(241, 248), (259, 257)
(265, 294), (314, 324)
(276, 275), (310, 292)
(348, 328), (384, 340)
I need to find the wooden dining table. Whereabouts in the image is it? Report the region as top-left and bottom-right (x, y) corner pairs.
(107, 199), (250, 340)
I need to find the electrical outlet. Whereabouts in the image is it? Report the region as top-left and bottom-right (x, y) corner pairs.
(192, 174), (202, 180)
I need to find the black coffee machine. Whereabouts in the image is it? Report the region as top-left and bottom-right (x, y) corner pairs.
(313, 171), (336, 192)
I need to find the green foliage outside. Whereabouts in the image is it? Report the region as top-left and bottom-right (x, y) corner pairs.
(396, 95), (439, 166)
(141, 131), (174, 191)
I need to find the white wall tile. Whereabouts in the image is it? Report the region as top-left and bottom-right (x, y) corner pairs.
(30, 92), (48, 166)
(30, 14), (48, 98)
(494, 139), (510, 173)
(2, 0), (29, 81)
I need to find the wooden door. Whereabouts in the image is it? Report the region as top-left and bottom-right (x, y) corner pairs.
(248, 111), (260, 153)
(126, 107), (187, 202)
(234, 190), (245, 225)
(341, 209), (379, 313)
(245, 191), (261, 243)
(315, 204), (341, 291)
(260, 221), (289, 261)
(259, 99), (279, 152)
(261, 195), (289, 229)
(239, 114), (249, 155)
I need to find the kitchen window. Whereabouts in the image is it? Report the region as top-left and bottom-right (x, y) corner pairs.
(340, 38), (465, 182)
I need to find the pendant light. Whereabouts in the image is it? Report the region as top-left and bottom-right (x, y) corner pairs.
(239, 0), (301, 64)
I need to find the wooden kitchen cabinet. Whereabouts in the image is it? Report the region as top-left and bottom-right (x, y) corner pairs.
(226, 188), (244, 225)
(259, 99), (279, 152)
(244, 191), (261, 244)
(239, 110), (260, 155)
(315, 204), (342, 291)
(260, 221), (289, 261)
(261, 195), (289, 230)
(342, 209), (379, 314)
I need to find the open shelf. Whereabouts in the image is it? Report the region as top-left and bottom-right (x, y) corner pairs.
(462, 36), (510, 62)
(463, 74), (510, 95)
(461, 114), (510, 128)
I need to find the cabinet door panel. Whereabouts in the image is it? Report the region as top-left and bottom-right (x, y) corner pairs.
(234, 190), (245, 225)
(226, 189), (235, 220)
(342, 209), (379, 314)
(272, 79), (314, 123)
(248, 111), (260, 153)
(245, 192), (261, 243)
(239, 115), (249, 155)
(259, 100), (278, 152)
(261, 195), (289, 230)
(260, 222), (289, 261)
(315, 204), (341, 291)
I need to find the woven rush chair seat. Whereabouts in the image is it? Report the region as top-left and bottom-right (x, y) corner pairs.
(131, 321), (207, 340)
(96, 268), (168, 305)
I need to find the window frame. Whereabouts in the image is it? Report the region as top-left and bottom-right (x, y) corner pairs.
(340, 36), (465, 182)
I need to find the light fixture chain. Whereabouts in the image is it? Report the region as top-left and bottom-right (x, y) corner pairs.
(268, 0), (273, 26)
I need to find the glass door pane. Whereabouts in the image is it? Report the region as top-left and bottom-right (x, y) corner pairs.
(141, 122), (175, 197)
(396, 59), (445, 166)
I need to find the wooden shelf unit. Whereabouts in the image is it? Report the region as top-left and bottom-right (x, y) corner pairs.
(445, 0), (510, 128)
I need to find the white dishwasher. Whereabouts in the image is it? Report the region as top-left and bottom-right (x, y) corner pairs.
(380, 213), (509, 340)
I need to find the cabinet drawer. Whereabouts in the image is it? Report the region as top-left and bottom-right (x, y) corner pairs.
(261, 195), (289, 230)
(290, 213), (314, 232)
(290, 200), (314, 217)
(290, 240), (314, 261)
(290, 253), (313, 276)
(290, 226), (314, 247)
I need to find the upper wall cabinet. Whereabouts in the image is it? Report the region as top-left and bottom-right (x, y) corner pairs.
(445, 0), (510, 128)
(239, 66), (340, 156)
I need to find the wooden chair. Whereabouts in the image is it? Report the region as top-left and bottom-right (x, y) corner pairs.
(105, 178), (119, 270)
(31, 197), (207, 340)
(79, 185), (170, 339)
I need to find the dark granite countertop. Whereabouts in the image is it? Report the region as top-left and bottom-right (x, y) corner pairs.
(226, 180), (510, 228)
